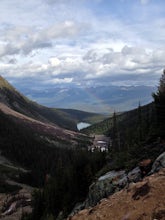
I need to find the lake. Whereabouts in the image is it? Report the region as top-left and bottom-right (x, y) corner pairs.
(77, 122), (91, 130)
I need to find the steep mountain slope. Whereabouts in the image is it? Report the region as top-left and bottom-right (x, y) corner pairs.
(82, 102), (155, 135)
(0, 103), (85, 146)
(0, 76), (103, 131)
(0, 75), (94, 151)
(70, 168), (165, 220)
(57, 108), (107, 124)
(0, 103), (105, 220)
(0, 76), (75, 130)
(82, 101), (161, 172)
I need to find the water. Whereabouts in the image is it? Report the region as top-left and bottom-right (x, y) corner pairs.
(77, 122), (91, 130)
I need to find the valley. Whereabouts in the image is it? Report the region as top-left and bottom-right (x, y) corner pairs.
(0, 72), (165, 220)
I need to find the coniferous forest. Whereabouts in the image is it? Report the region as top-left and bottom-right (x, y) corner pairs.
(0, 110), (106, 219)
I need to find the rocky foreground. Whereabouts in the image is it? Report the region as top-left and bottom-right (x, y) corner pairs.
(0, 184), (32, 220)
(69, 152), (165, 220)
(69, 168), (165, 220)
(0, 157), (33, 220)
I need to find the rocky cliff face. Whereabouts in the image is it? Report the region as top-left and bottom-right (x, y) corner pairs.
(69, 152), (165, 219)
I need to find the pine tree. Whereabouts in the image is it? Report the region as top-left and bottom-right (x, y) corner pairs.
(112, 111), (120, 151)
(152, 69), (165, 136)
(138, 102), (142, 142)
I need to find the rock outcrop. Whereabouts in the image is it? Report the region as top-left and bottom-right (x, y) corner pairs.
(86, 170), (127, 207)
(150, 152), (165, 174)
(0, 184), (33, 220)
(70, 152), (165, 218)
(69, 168), (165, 220)
(70, 167), (143, 216)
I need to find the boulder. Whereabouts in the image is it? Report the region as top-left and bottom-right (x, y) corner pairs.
(85, 170), (127, 207)
(128, 167), (142, 183)
(150, 152), (165, 174)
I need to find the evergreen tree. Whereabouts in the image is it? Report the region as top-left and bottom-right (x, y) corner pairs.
(152, 69), (165, 136)
(112, 111), (120, 151)
(138, 102), (143, 142)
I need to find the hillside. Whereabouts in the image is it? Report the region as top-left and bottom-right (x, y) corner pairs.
(0, 76), (106, 220)
(70, 168), (165, 220)
(57, 108), (107, 125)
(0, 106), (106, 219)
(0, 76), (104, 131)
(67, 71), (165, 220)
(0, 76), (93, 149)
(0, 76), (74, 130)
(82, 102), (155, 135)
(0, 103), (88, 147)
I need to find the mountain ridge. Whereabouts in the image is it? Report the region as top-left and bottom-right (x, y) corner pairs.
(21, 84), (155, 113)
(0, 75), (95, 149)
(0, 75), (104, 131)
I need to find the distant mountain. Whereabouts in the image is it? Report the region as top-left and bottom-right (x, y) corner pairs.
(0, 76), (103, 131)
(21, 85), (155, 113)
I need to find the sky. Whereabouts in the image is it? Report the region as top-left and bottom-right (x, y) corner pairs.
(0, 0), (165, 90)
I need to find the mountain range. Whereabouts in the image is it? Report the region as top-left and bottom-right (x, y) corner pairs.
(20, 85), (155, 113)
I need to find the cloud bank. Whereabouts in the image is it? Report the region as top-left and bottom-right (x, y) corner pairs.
(0, 0), (165, 88)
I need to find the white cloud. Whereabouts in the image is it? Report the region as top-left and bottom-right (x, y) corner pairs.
(1, 43), (164, 87)
(49, 58), (61, 66)
(0, 20), (86, 58)
(46, 77), (73, 84)
(0, 0), (165, 88)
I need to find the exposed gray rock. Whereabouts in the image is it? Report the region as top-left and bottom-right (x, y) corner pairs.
(128, 167), (142, 183)
(70, 152), (165, 217)
(83, 168), (145, 208)
(69, 202), (85, 217)
(150, 152), (165, 174)
(85, 170), (127, 207)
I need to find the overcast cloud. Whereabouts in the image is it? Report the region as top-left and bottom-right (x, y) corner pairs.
(0, 0), (165, 88)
